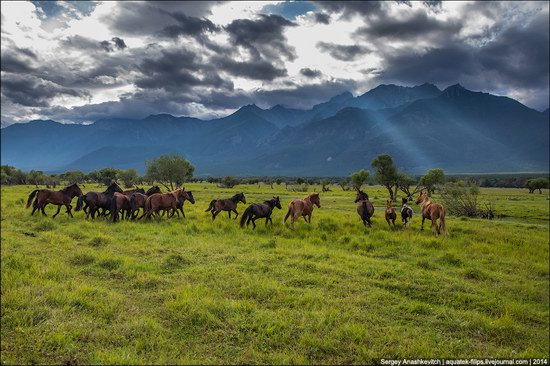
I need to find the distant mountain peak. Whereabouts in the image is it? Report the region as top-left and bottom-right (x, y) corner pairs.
(443, 83), (470, 97)
(328, 91), (354, 103)
(144, 113), (178, 121)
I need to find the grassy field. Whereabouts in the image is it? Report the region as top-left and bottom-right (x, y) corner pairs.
(1, 183), (549, 364)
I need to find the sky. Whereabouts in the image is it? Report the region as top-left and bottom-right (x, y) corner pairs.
(1, 1), (548, 126)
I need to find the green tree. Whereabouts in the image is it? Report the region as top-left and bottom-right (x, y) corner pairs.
(396, 172), (418, 199)
(296, 177), (305, 185)
(145, 155), (195, 190)
(27, 170), (48, 186)
(320, 178), (331, 192)
(350, 169), (370, 190)
(60, 170), (85, 184)
(219, 176), (239, 188)
(371, 154), (399, 200)
(420, 168), (445, 196)
(117, 169), (139, 188)
(526, 177), (549, 194)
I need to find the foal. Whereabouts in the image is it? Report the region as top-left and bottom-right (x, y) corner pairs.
(385, 199), (397, 228)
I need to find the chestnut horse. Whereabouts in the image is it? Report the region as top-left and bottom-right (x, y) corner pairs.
(415, 191), (447, 236)
(130, 186), (161, 220)
(110, 188), (145, 222)
(284, 193), (321, 230)
(26, 183), (83, 218)
(143, 188), (186, 219)
(355, 190), (374, 227)
(385, 199), (397, 228)
(205, 193), (246, 220)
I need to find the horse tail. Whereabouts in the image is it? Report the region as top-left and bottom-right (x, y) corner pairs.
(144, 196), (152, 218)
(440, 207), (447, 235)
(205, 199), (216, 212)
(284, 203), (293, 223)
(75, 195), (86, 211)
(240, 205), (253, 228)
(26, 189), (39, 208)
(110, 196), (118, 222)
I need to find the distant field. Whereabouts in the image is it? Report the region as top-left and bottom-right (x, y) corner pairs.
(1, 183), (549, 364)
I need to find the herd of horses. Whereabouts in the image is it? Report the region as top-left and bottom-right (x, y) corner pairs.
(25, 182), (447, 236)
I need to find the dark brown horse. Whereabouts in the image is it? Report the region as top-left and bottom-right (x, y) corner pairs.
(164, 191), (195, 218)
(111, 188), (145, 222)
(143, 188), (186, 219)
(26, 183), (83, 218)
(385, 199), (397, 228)
(130, 186), (161, 219)
(401, 197), (413, 228)
(75, 182), (122, 219)
(205, 193), (246, 221)
(240, 196), (282, 229)
(284, 193), (320, 230)
(415, 191), (447, 236)
(355, 190), (374, 227)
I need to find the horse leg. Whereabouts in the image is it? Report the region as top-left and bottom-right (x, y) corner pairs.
(66, 204), (74, 218)
(212, 210), (220, 221)
(52, 205), (61, 218)
(180, 208), (186, 219)
(252, 219), (256, 229)
(432, 219), (438, 237)
(233, 209), (239, 220)
(41, 204), (47, 216)
(228, 211), (231, 219)
(421, 217), (425, 231)
(367, 217), (372, 228)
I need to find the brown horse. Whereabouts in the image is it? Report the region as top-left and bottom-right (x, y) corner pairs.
(355, 190), (374, 227)
(130, 186), (161, 220)
(143, 188), (186, 219)
(415, 191), (447, 236)
(385, 199), (397, 228)
(284, 193), (321, 230)
(163, 191), (195, 218)
(110, 188), (145, 222)
(401, 197), (413, 228)
(76, 182), (123, 219)
(205, 193), (246, 221)
(26, 183), (83, 218)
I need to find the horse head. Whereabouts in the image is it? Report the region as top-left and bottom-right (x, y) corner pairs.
(239, 193), (246, 204)
(273, 196), (282, 209)
(107, 182), (123, 194)
(402, 197), (409, 206)
(387, 199), (393, 208)
(185, 191), (196, 204)
(310, 193), (321, 208)
(354, 190), (368, 203)
(146, 186), (161, 195)
(136, 187), (145, 194)
(415, 191), (427, 205)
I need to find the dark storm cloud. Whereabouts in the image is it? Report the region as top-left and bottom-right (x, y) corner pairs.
(478, 12), (549, 90)
(316, 42), (370, 61)
(159, 12), (218, 39)
(314, 12), (330, 24)
(355, 11), (461, 41)
(135, 49), (232, 91)
(225, 14), (297, 61)
(103, 1), (218, 36)
(1, 52), (35, 73)
(314, 1), (384, 19)
(62, 35), (127, 52)
(211, 56), (287, 81)
(300, 68), (322, 78)
(1, 74), (89, 107)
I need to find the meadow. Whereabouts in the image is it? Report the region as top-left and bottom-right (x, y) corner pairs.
(1, 183), (549, 364)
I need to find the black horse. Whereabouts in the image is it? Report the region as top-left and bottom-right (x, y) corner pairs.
(355, 190), (375, 227)
(240, 196), (282, 229)
(76, 182), (122, 219)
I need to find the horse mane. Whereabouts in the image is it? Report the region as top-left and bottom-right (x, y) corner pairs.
(60, 184), (76, 194)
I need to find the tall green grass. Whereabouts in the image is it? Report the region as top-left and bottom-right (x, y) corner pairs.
(1, 184), (548, 364)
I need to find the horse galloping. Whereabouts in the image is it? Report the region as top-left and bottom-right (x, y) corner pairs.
(143, 188), (186, 219)
(354, 190), (375, 227)
(26, 183), (83, 218)
(75, 182), (122, 219)
(401, 198), (413, 228)
(240, 196), (282, 229)
(415, 191), (447, 236)
(205, 193), (246, 221)
(385, 199), (397, 228)
(284, 193), (321, 230)
(111, 188), (145, 222)
(130, 186), (161, 219)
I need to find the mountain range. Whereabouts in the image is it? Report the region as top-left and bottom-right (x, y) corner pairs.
(1, 83), (548, 176)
